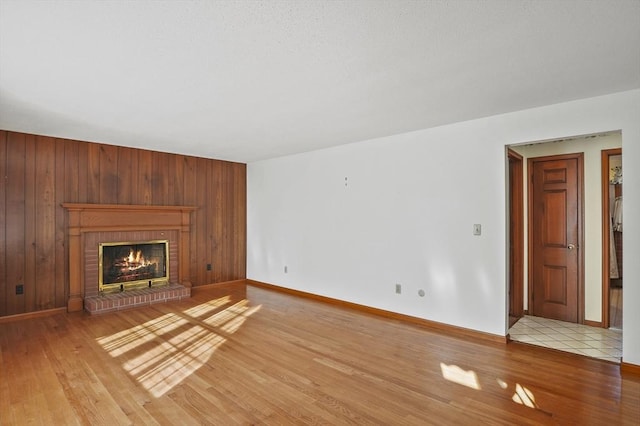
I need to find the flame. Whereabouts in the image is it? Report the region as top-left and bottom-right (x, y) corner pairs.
(123, 249), (153, 270)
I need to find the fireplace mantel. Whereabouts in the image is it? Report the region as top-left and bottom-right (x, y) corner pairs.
(62, 203), (197, 312)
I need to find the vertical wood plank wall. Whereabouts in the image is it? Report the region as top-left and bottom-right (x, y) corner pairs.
(0, 130), (246, 317)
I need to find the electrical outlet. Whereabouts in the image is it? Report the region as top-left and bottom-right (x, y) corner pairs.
(206, 263), (212, 271)
(473, 224), (482, 236)
(16, 284), (24, 295)
(395, 283), (402, 294)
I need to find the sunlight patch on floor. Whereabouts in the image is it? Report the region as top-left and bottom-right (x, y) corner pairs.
(96, 298), (261, 397)
(220, 303), (262, 334)
(496, 378), (539, 410)
(203, 299), (250, 327)
(128, 328), (227, 397)
(440, 364), (541, 412)
(96, 313), (188, 356)
(183, 296), (232, 318)
(440, 363), (481, 390)
(512, 383), (538, 408)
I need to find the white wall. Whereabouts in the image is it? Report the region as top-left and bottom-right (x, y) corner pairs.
(511, 133), (622, 322)
(247, 89), (640, 366)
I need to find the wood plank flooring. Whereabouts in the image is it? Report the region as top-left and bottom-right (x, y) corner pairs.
(1, 283), (638, 425)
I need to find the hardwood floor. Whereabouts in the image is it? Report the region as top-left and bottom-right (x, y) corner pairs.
(1, 283), (638, 425)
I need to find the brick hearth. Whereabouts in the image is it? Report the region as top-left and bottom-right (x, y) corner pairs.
(84, 283), (190, 315)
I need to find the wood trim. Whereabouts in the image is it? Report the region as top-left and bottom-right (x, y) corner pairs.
(583, 320), (603, 328)
(0, 307), (66, 324)
(577, 154), (585, 324)
(621, 361), (640, 377)
(527, 157), (534, 317)
(62, 203), (197, 312)
(601, 150), (609, 328)
(246, 279), (507, 344)
(0, 131), (6, 316)
(507, 149), (524, 320)
(601, 148), (621, 329)
(191, 280), (247, 294)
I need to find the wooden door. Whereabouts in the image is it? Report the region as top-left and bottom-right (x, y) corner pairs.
(530, 154), (583, 323)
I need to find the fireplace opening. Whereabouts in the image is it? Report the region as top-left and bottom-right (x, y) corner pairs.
(99, 240), (169, 293)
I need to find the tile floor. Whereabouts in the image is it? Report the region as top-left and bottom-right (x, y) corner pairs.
(509, 315), (622, 364)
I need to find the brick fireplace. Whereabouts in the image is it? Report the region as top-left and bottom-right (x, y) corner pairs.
(62, 204), (197, 314)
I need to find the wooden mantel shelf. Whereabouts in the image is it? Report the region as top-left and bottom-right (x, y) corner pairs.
(62, 203), (198, 211)
(62, 203), (197, 312)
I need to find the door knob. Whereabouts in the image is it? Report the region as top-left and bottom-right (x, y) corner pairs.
(567, 244), (576, 250)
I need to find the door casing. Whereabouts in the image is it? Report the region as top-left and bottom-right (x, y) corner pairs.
(508, 149), (524, 324)
(601, 148), (622, 329)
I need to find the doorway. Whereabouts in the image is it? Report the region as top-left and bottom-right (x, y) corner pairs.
(601, 148), (623, 330)
(507, 133), (623, 363)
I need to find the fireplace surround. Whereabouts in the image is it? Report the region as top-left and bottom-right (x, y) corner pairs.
(62, 204), (197, 313)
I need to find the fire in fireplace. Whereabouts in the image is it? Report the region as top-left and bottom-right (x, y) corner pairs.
(99, 240), (169, 292)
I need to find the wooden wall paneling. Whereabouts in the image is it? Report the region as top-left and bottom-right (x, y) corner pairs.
(171, 154), (184, 206)
(208, 161), (226, 282)
(35, 136), (56, 310)
(63, 140), (81, 309)
(63, 140), (80, 204)
(77, 141), (89, 203)
(99, 144), (119, 204)
(137, 149), (152, 205)
(182, 155), (198, 284)
(166, 154), (176, 205)
(196, 157), (210, 285)
(162, 151), (172, 204)
(129, 147), (140, 203)
(116, 146), (134, 205)
(214, 162), (222, 282)
(1, 130), (247, 315)
(241, 164), (247, 277)
(0, 131), (7, 315)
(218, 162), (233, 281)
(236, 163), (247, 279)
(231, 165), (241, 278)
(219, 162), (232, 281)
(164, 151), (175, 205)
(151, 151), (170, 205)
(223, 163), (231, 282)
(24, 134), (37, 313)
(204, 160), (212, 283)
(229, 164), (238, 280)
(226, 163), (238, 280)
(5, 132), (26, 315)
(86, 143), (101, 204)
(54, 139), (67, 308)
(213, 159), (223, 283)
(228, 163), (239, 281)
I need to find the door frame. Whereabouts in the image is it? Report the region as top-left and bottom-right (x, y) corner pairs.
(508, 149), (524, 324)
(527, 152), (585, 323)
(601, 148), (622, 329)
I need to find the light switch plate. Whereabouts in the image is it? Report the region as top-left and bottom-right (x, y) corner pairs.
(473, 224), (482, 236)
